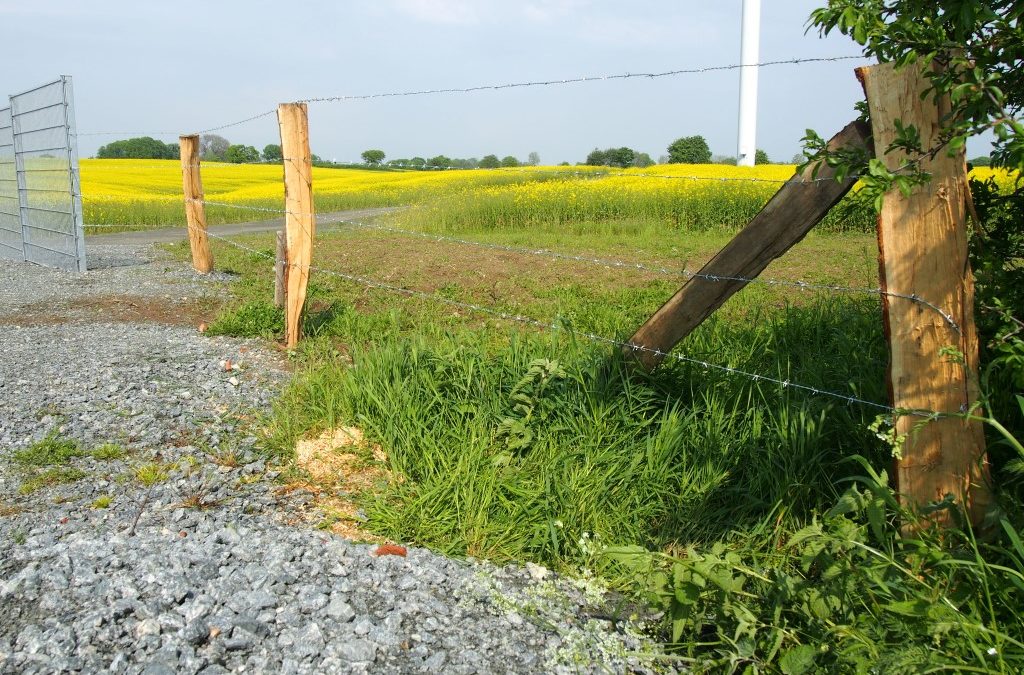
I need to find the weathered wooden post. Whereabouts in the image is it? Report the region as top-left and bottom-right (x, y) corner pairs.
(277, 103), (315, 349)
(859, 61), (989, 524)
(625, 120), (872, 370)
(274, 229), (286, 309)
(179, 135), (212, 273)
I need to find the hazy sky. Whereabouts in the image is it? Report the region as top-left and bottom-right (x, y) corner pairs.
(0, 1), (993, 163)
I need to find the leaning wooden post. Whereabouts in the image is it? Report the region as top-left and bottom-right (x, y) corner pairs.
(859, 62), (989, 525)
(179, 135), (212, 273)
(274, 229), (286, 309)
(278, 103), (315, 348)
(625, 120), (871, 370)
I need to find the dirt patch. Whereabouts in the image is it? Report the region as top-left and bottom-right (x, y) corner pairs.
(285, 426), (394, 542)
(0, 294), (222, 328)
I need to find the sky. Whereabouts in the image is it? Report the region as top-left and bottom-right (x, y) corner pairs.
(0, 1), (992, 163)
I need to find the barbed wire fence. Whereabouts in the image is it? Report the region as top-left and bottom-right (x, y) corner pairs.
(70, 53), (962, 418)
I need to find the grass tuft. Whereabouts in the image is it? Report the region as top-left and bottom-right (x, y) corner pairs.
(19, 467), (88, 495)
(91, 443), (127, 461)
(13, 432), (83, 467)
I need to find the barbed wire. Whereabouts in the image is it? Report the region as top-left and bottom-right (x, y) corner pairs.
(75, 55), (867, 140)
(76, 193), (959, 331)
(326, 217), (959, 332)
(199, 227), (931, 417)
(299, 56), (867, 104)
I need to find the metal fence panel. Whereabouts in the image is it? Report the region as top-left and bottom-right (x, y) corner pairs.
(9, 77), (86, 271)
(0, 107), (20, 260)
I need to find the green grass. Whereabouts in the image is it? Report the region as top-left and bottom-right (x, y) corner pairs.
(91, 443), (127, 461)
(134, 462), (170, 486)
(13, 433), (83, 467)
(19, 467), (88, 495)
(179, 212), (1024, 671)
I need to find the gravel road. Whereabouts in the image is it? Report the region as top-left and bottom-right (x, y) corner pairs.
(0, 241), (675, 674)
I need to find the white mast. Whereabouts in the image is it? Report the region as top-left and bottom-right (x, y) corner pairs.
(737, 0), (761, 167)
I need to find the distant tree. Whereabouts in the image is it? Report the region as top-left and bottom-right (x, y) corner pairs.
(969, 155), (992, 167)
(558, 161), (571, 166)
(361, 149), (386, 166)
(428, 155), (451, 169)
(225, 144), (260, 164)
(500, 155), (520, 167)
(410, 157), (426, 169)
(388, 159), (409, 168)
(754, 149), (770, 165)
(96, 136), (177, 160)
(527, 151), (540, 166)
(658, 155), (669, 164)
(632, 152), (654, 168)
(603, 147), (633, 168)
(712, 154), (738, 165)
(667, 136), (712, 164)
(311, 153), (322, 163)
(199, 134), (230, 161)
(586, 148), (608, 166)
(262, 144), (282, 162)
(790, 152), (805, 164)
(479, 154), (501, 169)
(167, 143), (180, 158)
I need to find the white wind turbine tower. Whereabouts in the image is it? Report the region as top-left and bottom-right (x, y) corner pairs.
(737, 0), (761, 167)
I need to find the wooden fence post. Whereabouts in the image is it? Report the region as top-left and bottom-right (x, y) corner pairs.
(179, 135), (212, 273)
(859, 62), (989, 524)
(274, 229), (286, 309)
(625, 120), (872, 370)
(277, 103), (315, 349)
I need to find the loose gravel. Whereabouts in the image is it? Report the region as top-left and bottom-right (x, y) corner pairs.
(0, 243), (676, 674)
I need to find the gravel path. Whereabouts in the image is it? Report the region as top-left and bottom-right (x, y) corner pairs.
(0, 243), (675, 674)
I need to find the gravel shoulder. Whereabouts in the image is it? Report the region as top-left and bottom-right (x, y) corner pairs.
(0, 242), (675, 674)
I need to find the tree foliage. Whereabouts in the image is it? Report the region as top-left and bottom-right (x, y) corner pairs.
(755, 148), (771, 164)
(96, 137), (177, 160)
(225, 144), (260, 164)
(361, 149), (386, 166)
(479, 154), (501, 169)
(805, 0), (1024, 200)
(585, 146), (646, 168)
(262, 144), (282, 162)
(667, 136), (712, 164)
(199, 134), (230, 161)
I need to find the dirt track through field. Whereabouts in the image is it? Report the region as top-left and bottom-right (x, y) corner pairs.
(84, 207), (405, 245)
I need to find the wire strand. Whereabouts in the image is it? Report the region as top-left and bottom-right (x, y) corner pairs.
(77, 193), (959, 332)
(199, 227), (928, 416)
(299, 56), (867, 104)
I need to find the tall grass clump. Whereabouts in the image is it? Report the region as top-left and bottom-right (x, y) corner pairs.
(263, 296), (889, 561)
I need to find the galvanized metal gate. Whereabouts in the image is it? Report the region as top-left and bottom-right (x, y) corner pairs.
(0, 77), (86, 272)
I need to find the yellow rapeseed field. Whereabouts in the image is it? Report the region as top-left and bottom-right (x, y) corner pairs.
(80, 159), (1013, 233)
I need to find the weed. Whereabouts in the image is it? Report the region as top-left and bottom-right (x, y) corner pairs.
(208, 446), (241, 468)
(0, 502), (21, 517)
(91, 443), (127, 461)
(12, 529), (26, 545)
(19, 467), (88, 495)
(207, 301), (283, 339)
(91, 495), (112, 509)
(134, 462), (169, 486)
(13, 432), (83, 467)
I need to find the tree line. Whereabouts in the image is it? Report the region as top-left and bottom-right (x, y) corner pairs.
(95, 134), (305, 164)
(97, 133), (803, 168)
